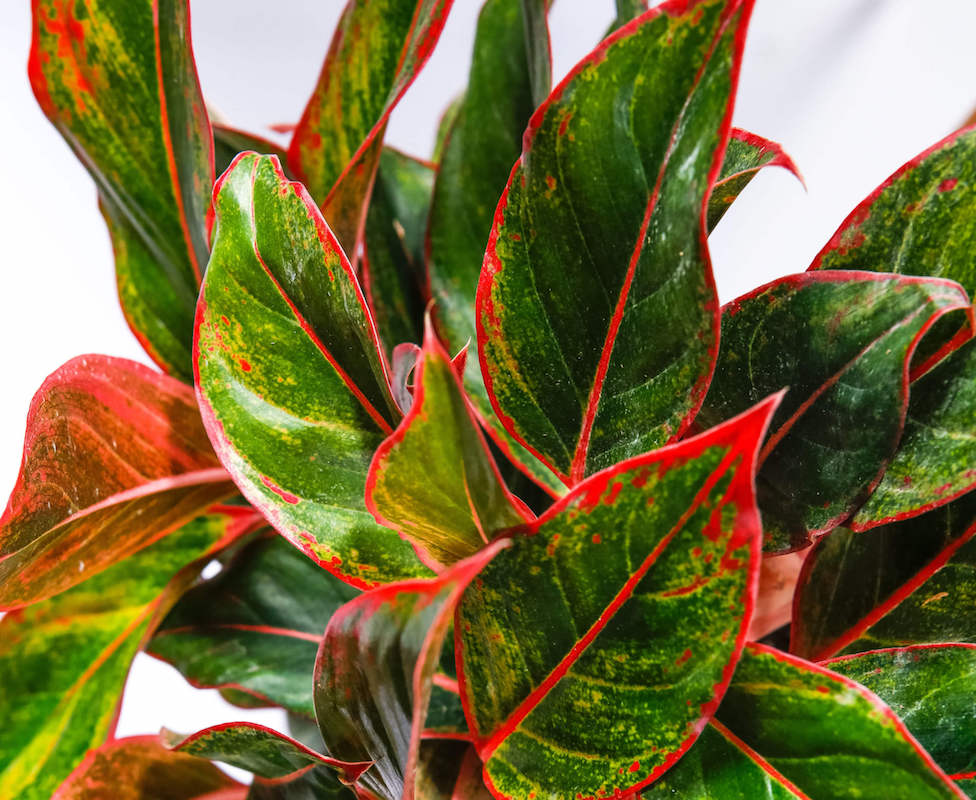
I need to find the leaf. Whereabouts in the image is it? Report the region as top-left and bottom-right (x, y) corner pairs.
(363, 149), (434, 354)
(415, 742), (493, 800)
(287, 0), (453, 250)
(366, 319), (531, 570)
(149, 532), (360, 717)
(0, 508), (253, 800)
(851, 335), (976, 529)
(313, 542), (507, 800)
(456, 395), (778, 800)
(0, 355), (236, 609)
(30, 0), (213, 379)
(195, 152), (431, 587)
(698, 271), (969, 553)
(51, 735), (247, 800)
(520, 0), (552, 108)
(825, 644), (976, 778)
(214, 124), (288, 177)
(165, 722), (369, 781)
(477, 0), (752, 484)
(809, 126), (976, 297)
(791, 491), (976, 660)
(708, 128), (804, 230)
(647, 643), (967, 799)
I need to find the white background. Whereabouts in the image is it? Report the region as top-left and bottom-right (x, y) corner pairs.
(3, 0), (976, 768)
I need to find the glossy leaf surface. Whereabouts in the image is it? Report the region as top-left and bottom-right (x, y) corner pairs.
(30, 0), (212, 378)
(708, 128), (803, 230)
(288, 0), (452, 249)
(367, 322), (530, 569)
(52, 735), (247, 800)
(457, 396), (777, 800)
(852, 335), (976, 528)
(792, 491), (976, 660)
(698, 271), (968, 552)
(0, 509), (250, 800)
(363, 149), (433, 354)
(701, 644), (965, 799)
(313, 544), (506, 800)
(166, 722), (368, 781)
(810, 126), (976, 297)
(826, 644), (976, 777)
(477, 0), (752, 484)
(196, 152), (429, 587)
(150, 533), (360, 717)
(0, 355), (234, 608)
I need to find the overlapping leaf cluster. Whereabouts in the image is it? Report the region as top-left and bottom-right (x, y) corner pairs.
(7, 0), (976, 798)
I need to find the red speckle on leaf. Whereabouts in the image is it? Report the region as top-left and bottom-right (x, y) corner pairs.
(545, 175), (557, 193)
(628, 761), (640, 773)
(239, 359), (252, 372)
(630, 468), (650, 489)
(592, 534), (602, 544)
(676, 648), (693, 666)
(511, 232), (521, 242)
(546, 534), (560, 557)
(936, 482), (953, 495)
(558, 112), (573, 137)
(816, 685), (830, 694)
(939, 177), (959, 192)
(902, 475), (913, 486)
(260, 475), (300, 504)
(220, 315), (230, 326)
(605, 481), (623, 505)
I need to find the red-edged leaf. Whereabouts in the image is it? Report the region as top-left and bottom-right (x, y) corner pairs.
(51, 735), (247, 800)
(477, 0), (753, 485)
(792, 491), (976, 660)
(415, 742), (493, 800)
(648, 643), (967, 799)
(456, 395), (779, 800)
(851, 334), (976, 529)
(195, 152), (431, 588)
(708, 128), (804, 230)
(809, 125), (976, 298)
(0, 507), (256, 800)
(149, 532), (360, 718)
(164, 722), (369, 782)
(313, 542), (507, 800)
(30, 0), (213, 379)
(698, 271), (969, 553)
(0, 356), (235, 609)
(288, 0), (453, 251)
(366, 319), (531, 570)
(825, 644), (976, 779)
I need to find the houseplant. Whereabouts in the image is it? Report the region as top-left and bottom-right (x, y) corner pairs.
(5, 0), (976, 797)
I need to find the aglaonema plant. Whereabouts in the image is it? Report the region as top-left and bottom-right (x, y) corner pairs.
(7, 0), (976, 797)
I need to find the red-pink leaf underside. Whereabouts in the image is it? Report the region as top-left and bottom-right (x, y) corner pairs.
(456, 394), (779, 800)
(51, 735), (247, 800)
(288, 0), (453, 251)
(0, 355), (235, 609)
(165, 722), (370, 782)
(697, 270), (969, 553)
(195, 152), (431, 588)
(366, 319), (531, 571)
(313, 542), (508, 800)
(30, 0), (214, 380)
(476, 0), (754, 486)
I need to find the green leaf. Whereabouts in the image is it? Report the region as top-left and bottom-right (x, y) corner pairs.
(214, 124), (288, 177)
(313, 543), (506, 800)
(50, 735), (246, 800)
(0, 508), (251, 800)
(0, 356), (236, 609)
(825, 644), (976, 778)
(30, 0), (213, 379)
(287, 0), (453, 250)
(852, 335), (976, 529)
(149, 532), (360, 717)
(477, 0), (752, 484)
(195, 152), (430, 588)
(649, 644), (967, 800)
(415, 742), (493, 800)
(708, 128), (804, 230)
(363, 149), (434, 354)
(366, 320), (531, 569)
(165, 722), (369, 781)
(698, 271), (969, 553)
(810, 126), (976, 298)
(456, 395), (778, 800)
(520, 0), (552, 108)
(792, 491), (976, 660)
(248, 767), (355, 800)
